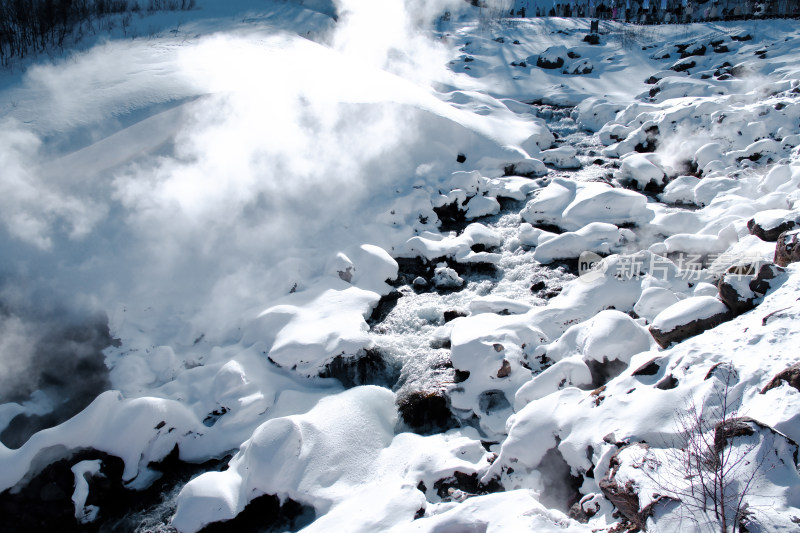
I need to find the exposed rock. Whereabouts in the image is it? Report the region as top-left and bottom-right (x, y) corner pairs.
(432, 471), (502, 502)
(718, 262), (782, 315)
(631, 358), (662, 377)
(655, 374), (678, 390)
(774, 229), (800, 267)
(0, 447), (232, 533)
(477, 390), (511, 416)
(443, 309), (467, 322)
(496, 359), (511, 378)
(586, 358), (629, 389)
(583, 33), (600, 45)
(320, 349), (400, 388)
(761, 363), (800, 394)
(432, 263), (465, 290)
(564, 59), (593, 75)
(397, 390), (459, 434)
(713, 417), (756, 452)
(503, 158), (547, 177)
(680, 43), (706, 58)
(201, 494), (314, 533)
(368, 290), (403, 326)
(712, 417), (799, 464)
(670, 58), (696, 72)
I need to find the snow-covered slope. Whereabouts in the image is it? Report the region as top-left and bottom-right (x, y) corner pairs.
(2, 1), (800, 531)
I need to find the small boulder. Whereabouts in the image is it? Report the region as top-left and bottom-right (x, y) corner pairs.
(717, 266), (755, 315)
(536, 46), (568, 69)
(680, 43), (706, 59)
(432, 263), (464, 289)
(718, 262), (782, 315)
(748, 211), (800, 242)
(774, 229), (800, 267)
(649, 296), (733, 348)
(503, 158), (548, 178)
(397, 390), (459, 433)
(541, 145), (581, 169)
(583, 34), (600, 45)
(563, 59), (593, 75)
(670, 57), (696, 72)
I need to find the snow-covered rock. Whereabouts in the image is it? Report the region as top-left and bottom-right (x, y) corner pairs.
(533, 222), (628, 264)
(521, 178), (652, 232)
(649, 296), (733, 348)
(536, 46), (568, 69)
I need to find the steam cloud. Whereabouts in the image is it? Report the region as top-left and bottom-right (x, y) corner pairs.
(0, 0), (515, 423)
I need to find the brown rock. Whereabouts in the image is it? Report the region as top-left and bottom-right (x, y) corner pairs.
(747, 216), (799, 242)
(649, 304), (733, 349)
(599, 443), (650, 530)
(760, 363), (800, 394)
(774, 229), (800, 267)
(496, 359), (511, 378)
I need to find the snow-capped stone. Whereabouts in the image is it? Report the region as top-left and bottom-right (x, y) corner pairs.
(747, 209), (800, 242)
(575, 98), (624, 132)
(397, 223), (502, 264)
(564, 58), (593, 75)
(775, 229), (800, 266)
(503, 158), (548, 177)
(464, 194), (500, 219)
(536, 45), (568, 69)
(615, 152), (667, 190)
(658, 175), (700, 204)
(521, 178), (652, 232)
(533, 222), (625, 264)
(541, 145), (581, 169)
(649, 296), (733, 348)
(432, 263), (464, 289)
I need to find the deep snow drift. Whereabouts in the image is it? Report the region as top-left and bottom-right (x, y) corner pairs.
(2, 0), (800, 532)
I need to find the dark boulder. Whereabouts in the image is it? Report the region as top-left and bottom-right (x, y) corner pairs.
(670, 58), (696, 72)
(747, 215), (800, 242)
(718, 262), (783, 315)
(536, 46), (568, 70)
(397, 389), (459, 434)
(583, 34), (600, 45)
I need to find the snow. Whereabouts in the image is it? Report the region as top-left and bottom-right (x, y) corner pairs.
(3, 3), (800, 532)
(71, 460), (103, 524)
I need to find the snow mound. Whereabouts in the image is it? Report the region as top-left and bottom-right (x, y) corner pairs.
(397, 223), (502, 264)
(521, 178), (653, 231)
(533, 222), (630, 264)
